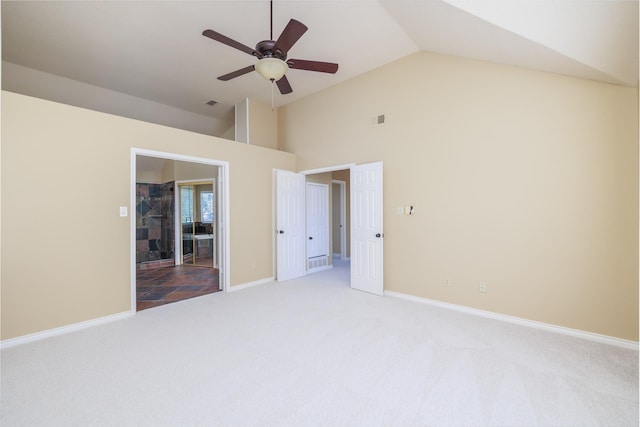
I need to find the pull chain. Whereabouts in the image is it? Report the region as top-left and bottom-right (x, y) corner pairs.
(271, 79), (275, 110)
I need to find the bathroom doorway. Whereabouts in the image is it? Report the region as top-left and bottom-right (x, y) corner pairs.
(131, 149), (229, 311)
(177, 180), (217, 269)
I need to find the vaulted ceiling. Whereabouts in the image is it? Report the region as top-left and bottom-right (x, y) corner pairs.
(2, 1), (638, 136)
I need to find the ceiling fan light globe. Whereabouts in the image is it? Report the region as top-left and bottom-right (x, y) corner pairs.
(255, 57), (288, 81)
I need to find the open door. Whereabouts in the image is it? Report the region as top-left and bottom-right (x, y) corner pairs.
(306, 182), (329, 272)
(350, 162), (384, 295)
(276, 170), (306, 281)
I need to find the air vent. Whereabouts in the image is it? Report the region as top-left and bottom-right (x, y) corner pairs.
(307, 255), (329, 272)
(206, 100), (218, 106)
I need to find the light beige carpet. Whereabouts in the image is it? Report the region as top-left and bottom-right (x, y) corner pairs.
(2, 261), (638, 426)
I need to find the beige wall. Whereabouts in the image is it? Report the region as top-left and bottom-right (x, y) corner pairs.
(249, 98), (278, 150)
(279, 51), (639, 341)
(1, 91), (295, 340)
(174, 160), (216, 181)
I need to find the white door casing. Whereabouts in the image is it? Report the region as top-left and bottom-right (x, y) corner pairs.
(131, 148), (230, 313)
(306, 183), (329, 264)
(276, 170), (306, 281)
(216, 168), (224, 288)
(332, 180), (347, 261)
(350, 162), (384, 295)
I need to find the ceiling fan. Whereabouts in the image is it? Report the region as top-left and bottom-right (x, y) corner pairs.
(202, 0), (338, 95)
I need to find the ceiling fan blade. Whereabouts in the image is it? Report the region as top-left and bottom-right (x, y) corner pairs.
(273, 19), (308, 54)
(276, 75), (293, 94)
(217, 65), (255, 81)
(287, 59), (338, 74)
(202, 29), (258, 57)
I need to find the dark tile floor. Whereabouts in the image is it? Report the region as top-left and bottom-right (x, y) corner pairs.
(136, 264), (220, 311)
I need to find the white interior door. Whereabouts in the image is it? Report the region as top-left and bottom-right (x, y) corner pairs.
(276, 170), (306, 281)
(216, 168), (224, 289)
(306, 183), (329, 267)
(350, 162), (384, 295)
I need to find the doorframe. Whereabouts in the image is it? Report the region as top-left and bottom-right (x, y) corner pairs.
(175, 179), (216, 269)
(300, 164), (354, 274)
(274, 165), (355, 280)
(300, 165), (354, 266)
(130, 148), (230, 313)
(332, 179), (347, 261)
(300, 164), (355, 176)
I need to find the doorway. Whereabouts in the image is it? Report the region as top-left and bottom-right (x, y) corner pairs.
(275, 163), (383, 295)
(331, 178), (348, 262)
(177, 180), (217, 269)
(131, 149), (229, 312)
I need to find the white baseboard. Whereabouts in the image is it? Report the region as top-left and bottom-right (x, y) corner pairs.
(384, 290), (639, 351)
(3, 278), (274, 347)
(1, 311), (134, 350)
(228, 277), (274, 292)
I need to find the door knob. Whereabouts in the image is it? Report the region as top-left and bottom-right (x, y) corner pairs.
(279, 230), (284, 234)
(309, 236), (313, 240)
(375, 233), (382, 238)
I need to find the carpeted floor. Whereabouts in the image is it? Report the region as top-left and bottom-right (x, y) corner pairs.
(1, 261), (638, 426)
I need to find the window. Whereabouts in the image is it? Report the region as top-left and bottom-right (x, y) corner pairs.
(181, 186), (193, 224)
(201, 191), (214, 223)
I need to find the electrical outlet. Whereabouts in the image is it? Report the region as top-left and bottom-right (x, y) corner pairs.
(443, 278), (451, 287)
(479, 283), (487, 293)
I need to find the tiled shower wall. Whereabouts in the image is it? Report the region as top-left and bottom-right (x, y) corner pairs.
(136, 182), (175, 263)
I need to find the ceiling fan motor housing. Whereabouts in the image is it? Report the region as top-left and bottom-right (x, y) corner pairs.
(255, 40), (286, 60)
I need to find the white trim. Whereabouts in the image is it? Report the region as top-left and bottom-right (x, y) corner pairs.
(1, 311), (133, 350)
(174, 181), (181, 265)
(246, 97), (250, 144)
(384, 290), (639, 350)
(272, 170), (278, 282)
(130, 152), (138, 314)
(300, 163), (355, 175)
(227, 277), (274, 292)
(332, 179), (347, 261)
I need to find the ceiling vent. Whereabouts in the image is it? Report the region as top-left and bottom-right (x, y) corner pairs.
(206, 100), (218, 106)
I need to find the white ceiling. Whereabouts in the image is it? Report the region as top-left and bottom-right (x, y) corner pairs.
(2, 0), (638, 136)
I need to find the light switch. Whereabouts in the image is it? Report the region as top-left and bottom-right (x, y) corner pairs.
(119, 206), (128, 217)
